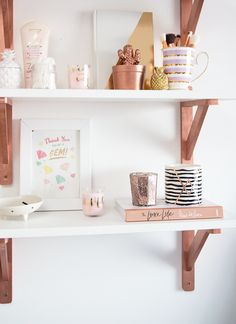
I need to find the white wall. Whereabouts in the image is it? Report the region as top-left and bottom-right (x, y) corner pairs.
(1, 1), (236, 323)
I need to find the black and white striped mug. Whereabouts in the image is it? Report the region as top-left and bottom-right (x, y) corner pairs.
(165, 164), (202, 206)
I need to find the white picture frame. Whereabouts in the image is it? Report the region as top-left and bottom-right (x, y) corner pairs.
(20, 119), (91, 211)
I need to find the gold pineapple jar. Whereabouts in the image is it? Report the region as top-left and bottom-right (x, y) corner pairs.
(151, 67), (168, 90)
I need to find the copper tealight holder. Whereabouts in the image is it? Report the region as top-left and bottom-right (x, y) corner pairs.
(130, 172), (158, 206)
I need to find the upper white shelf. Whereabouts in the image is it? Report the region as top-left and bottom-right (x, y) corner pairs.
(0, 89), (235, 103)
(0, 208), (236, 239)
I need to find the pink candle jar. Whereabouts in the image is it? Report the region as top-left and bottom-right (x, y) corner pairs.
(82, 191), (104, 216)
(68, 64), (90, 89)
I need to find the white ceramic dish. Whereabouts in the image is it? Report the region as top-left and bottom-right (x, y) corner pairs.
(0, 195), (43, 221)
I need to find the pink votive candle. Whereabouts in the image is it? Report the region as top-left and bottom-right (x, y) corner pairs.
(82, 191), (104, 216)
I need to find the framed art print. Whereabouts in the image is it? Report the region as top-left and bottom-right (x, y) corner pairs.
(20, 119), (91, 211)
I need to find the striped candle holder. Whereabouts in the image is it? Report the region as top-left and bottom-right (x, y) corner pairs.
(165, 164), (202, 206)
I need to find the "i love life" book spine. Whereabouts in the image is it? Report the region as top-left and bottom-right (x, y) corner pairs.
(116, 199), (223, 222)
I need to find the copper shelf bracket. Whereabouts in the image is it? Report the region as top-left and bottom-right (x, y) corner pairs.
(180, 98), (220, 292)
(180, 99), (218, 162)
(182, 229), (220, 291)
(180, 0), (221, 292)
(0, 98), (13, 184)
(186, 0), (204, 39)
(0, 238), (12, 303)
(0, 0), (13, 51)
(180, 0), (204, 45)
(0, 0), (13, 185)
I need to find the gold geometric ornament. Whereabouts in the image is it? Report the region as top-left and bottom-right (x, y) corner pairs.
(107, 12), (154, 89)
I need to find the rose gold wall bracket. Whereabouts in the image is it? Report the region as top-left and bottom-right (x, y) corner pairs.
(0, 0), (13, 185)
(0, 238), (12, 303)
(0, 0), (13, 51)
(180, 0), (204, 45)
(182, 230), (220, 291)
(181, 99), (218, 162)
(180, 0), (221, 292)
(180, 99), (220, 292)
(0, 98), (13, 185)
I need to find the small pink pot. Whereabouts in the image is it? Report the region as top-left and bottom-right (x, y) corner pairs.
(82, 191), (104, 216)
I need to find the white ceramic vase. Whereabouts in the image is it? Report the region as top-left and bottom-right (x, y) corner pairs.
(0, 49), (21, 88)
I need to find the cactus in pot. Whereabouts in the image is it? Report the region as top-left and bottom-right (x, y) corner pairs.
(117, 45), (141, 65)
(112, 44), (145, 90)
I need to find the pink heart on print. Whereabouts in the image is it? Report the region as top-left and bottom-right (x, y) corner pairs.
(44, 179), (50, 184)
(59, 185), (64, 191)
(70, 173), (76, 178)
(37, 150), (47, 159)
(60, 163), (69, 171)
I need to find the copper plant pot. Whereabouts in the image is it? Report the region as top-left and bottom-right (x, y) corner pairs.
(112, 65), (146, 90)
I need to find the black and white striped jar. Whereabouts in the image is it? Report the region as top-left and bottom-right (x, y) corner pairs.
(165, 164), (202, 206)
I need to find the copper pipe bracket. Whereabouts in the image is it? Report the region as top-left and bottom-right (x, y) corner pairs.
(182, 229), (221, 291)
(180, 99), (218, 163)
(0, 98), (13, 185)
(0, 238), (12, 303)
(0, 0), (13, 185)
(0, 0), (13, 51)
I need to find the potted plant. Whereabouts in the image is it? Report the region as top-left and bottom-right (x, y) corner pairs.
(112, 44), (146, 90)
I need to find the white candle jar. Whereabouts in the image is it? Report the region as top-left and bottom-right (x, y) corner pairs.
(32, 57), (56, 89)
(162, 47), (209, 90)
(68, 64), (90, 89)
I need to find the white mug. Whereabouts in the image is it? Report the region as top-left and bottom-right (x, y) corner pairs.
(162, 47), (209, 90)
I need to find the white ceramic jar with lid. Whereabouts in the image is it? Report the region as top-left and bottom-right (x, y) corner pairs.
(0, 49), (21, 88)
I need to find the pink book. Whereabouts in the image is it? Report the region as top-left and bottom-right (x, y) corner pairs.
(116, 198), (223, 222)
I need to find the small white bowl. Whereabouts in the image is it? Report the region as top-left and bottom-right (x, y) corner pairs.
(0, 195), (43, 221)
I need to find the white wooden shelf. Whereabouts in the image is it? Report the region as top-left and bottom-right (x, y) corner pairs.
(0, 89), (235, 103)
(0, 208), (235, 239)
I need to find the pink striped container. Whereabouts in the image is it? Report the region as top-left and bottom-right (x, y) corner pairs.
(162, 47), (208, 90)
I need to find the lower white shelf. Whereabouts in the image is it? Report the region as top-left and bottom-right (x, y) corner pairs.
(0, 208), (236, 238)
